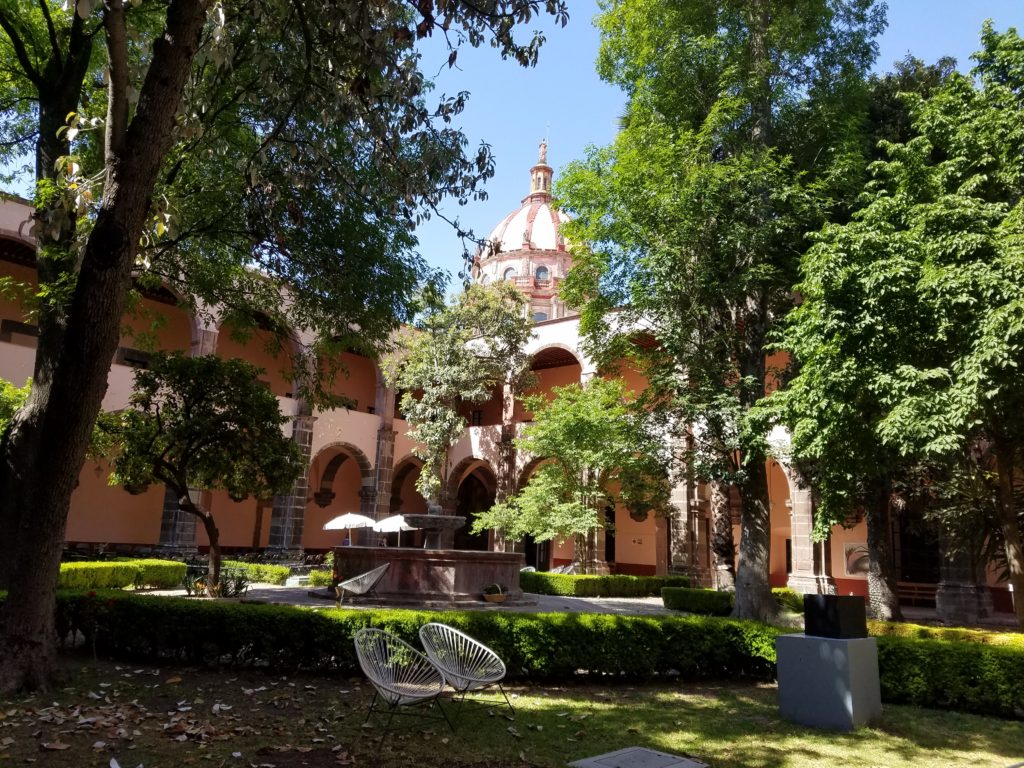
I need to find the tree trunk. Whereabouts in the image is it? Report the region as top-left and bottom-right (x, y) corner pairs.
(709, 479), (736, 591)
(200, 514), (222, 598)
(0, 0), (209, 694)
(865, 477), (902, 622)
(733, 453), (776, 621)
(993, 439), (1024, 628)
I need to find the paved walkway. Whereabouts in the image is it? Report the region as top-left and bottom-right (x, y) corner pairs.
(153, 583), (676, 616)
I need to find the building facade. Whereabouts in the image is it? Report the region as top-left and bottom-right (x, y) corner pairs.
(0, 141), (1011, 617)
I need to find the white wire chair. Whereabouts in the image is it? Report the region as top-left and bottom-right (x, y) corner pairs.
(418, 622), (515, 718)
(335, 562), (390, 604)
(352, 628), (453, 743)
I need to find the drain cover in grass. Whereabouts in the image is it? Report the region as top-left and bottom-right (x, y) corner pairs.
(568, 746), (709, 768)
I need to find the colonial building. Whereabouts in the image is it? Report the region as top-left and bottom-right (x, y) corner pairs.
(0, 140), (1011, 618)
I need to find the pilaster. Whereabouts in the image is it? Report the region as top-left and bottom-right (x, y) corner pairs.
(267, 413), (315, 555)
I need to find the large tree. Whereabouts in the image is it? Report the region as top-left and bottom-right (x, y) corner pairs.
(385, 282), (535, 506)
(471, 377), (670, 572)
(559, 0), (885, 619)
(0, 0), (568, 692)
(110, 353), (303, 595)
(766, 24), (1024, 626)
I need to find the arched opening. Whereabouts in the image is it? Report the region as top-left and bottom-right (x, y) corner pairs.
(514, 345), (582, 421)
(516, 457), (553, 570)
(535, 266), (549, 281)
(303, 443), (373, 550)
(388, 457), (427, 548)
(502, 267), (517, 281)
(453, 465), (496, 551)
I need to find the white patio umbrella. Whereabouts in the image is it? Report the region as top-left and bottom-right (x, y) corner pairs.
(372, 514), (417, 547)
(322, 512), (376, 545)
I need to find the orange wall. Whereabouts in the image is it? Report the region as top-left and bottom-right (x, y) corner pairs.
(326, 352), (378, 413)
(0, 261), (36, 327)
(217, 322), (293, 397)
(612, 506), (657, 570)
(204, 490), (262, 549)
(768, 461), (791, 587)
(121, 297), (192, 353)
(67, 462), (164, 544)
(514, 363), (582, 420)
(304, 452), (365, 550)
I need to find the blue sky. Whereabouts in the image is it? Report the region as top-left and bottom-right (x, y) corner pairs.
(415, 1), (1024, 284)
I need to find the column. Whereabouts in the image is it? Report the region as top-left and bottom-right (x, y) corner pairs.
(493, 382), (518, 553)
(267, 412), (315, 556)
(372, 383), (398, 520)
(785, 466), (836, 595)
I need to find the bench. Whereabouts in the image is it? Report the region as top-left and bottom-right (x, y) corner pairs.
(897, 581), (938, 607)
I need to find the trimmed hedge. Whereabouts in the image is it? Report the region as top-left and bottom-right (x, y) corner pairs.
(661, 587), (808, 616)
(58, 559), (186, 590)
(307, 569), (334, 587)
(221, 561), (291, 585)
(45, 590), (1024, 718)
(869, 620), (1024, 649)
(53, 590), (779, 682)
(520, 572), (690, 597)
(662, 587), (733, 615)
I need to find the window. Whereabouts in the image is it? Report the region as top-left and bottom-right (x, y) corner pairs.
(535, 266), (550, 281)
(503, 267), (517, 281)
(471, 410), (483, 427)
(480, 274), (490, 285)
(532, 311), (548, 322)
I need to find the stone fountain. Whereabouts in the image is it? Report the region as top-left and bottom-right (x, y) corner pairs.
(330, 504), (529, 604)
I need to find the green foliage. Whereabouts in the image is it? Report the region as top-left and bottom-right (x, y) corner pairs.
(111, 354), (302, 504)
(520, 571), (689, 597)
(876, 636), (1024, 717)
(385, 283), (534, 502)
(50, 590), (780, 682)
(772, 588), (805, 614)
(57, 560), (186, 590)
(43, 590), (1024, 717)
(0, 378), (28, 434)
(307, 570), (334, 588)
(662, 587), (804, 615)
(472, 378), (670, 553)
(221, 561), (291, 586)
(868, 620), (1024, 650)
(662, 587), (735, 616)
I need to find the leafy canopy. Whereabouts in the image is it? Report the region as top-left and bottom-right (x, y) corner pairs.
(472, 377), (670, 543)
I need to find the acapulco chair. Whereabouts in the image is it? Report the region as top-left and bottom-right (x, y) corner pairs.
(418, 622), (515, 719)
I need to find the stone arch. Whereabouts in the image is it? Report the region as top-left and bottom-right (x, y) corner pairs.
(451, 460), (498, 551)
(528, 343), (582, 370)
(445, 456), (497, 514)
(312, 441), (373, 493)
(516, 455), (551, 491)
(390, 455), (425, 514)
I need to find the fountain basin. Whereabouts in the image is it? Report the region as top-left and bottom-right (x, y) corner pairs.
(332, 546), (526, 604)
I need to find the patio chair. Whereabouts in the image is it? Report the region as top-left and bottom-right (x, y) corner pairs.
(335, 562), (390, 604)
(353, 628), (452, 743)
(418, 622), (515, 718)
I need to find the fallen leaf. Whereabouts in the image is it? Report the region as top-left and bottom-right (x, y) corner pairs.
(42, 741), (71, 751)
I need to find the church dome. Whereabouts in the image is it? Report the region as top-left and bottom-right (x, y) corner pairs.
(474, 140), (575, 323)
(480, 139), (570, 256)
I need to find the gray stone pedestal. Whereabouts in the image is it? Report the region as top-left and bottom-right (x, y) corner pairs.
(776, 633), (881, 731)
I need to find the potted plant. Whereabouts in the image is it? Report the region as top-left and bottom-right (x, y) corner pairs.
(482, 583), (507, 603)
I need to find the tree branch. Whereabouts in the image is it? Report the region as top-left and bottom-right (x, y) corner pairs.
(0, 10), (43, 87)
(104, 0), (129, 162)
(37, 0), (62, 66)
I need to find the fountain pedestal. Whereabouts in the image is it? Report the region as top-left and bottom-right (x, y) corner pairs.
(332, 546), (527, 604)
(403, 513), (466, 550)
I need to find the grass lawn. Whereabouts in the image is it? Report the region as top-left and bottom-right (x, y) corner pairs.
(0, 659), (1021, 767)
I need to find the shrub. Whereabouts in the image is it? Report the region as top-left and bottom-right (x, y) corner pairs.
(662, 587), (734, 615)
(307, 569), (334, 587)
(39, 591), (1024, 718)
(869, 620), (1024, 649)
(58, 559), (186, 590)
(221, 561), (290, 585)
(772, 587), (804, 614)
(50, 590), (779, 682)
(520, 572), (690, 597)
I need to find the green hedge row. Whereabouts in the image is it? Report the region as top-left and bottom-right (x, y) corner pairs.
(520, 572), (690, 597)
(58, 559), (186, 590)
(221, 561), (291, 585)
(869, 619), (1024, 649)
(54, 590), (778, 681)
(308, 569), (334, 587)
(661, 587), (807, 616)
(47, 590), (1024, 718)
